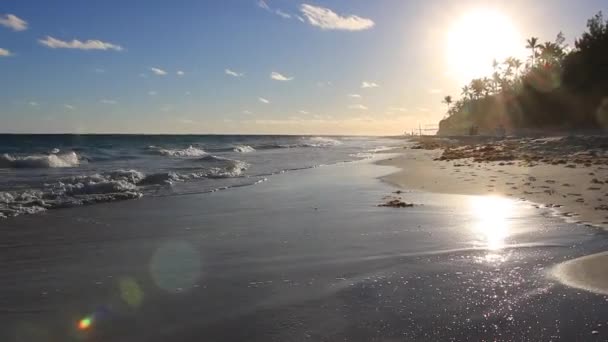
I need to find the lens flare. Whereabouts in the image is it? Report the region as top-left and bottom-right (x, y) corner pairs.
(78, 317), (92, 330)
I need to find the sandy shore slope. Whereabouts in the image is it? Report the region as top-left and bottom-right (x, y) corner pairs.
(378, 136), (608, 295)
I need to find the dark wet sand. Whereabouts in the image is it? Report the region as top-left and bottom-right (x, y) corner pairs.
(2, 159), (608, 341)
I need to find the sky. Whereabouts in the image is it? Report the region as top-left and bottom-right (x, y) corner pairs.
(1, 0), (607, 135)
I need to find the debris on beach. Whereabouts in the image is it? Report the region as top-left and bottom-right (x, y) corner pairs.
(379, 198), (415, 208)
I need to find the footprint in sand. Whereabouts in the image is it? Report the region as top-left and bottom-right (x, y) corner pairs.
(546, 180), (556, 184)
(562, 183), (571, 187)
(567, 193), (583, 196)
(588, 187), (601, 191)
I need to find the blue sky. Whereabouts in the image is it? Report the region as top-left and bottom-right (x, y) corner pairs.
(1, 0), (607, 134)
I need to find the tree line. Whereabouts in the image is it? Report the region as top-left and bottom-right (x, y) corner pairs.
(438, 12), (608, 135)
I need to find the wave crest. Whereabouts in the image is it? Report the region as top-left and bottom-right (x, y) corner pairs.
(0, 151), (81, 168)
(150, 145), (207, 157)
(233, 145), (256, 153)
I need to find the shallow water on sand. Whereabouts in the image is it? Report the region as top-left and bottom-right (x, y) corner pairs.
(1, 157), (608, 341)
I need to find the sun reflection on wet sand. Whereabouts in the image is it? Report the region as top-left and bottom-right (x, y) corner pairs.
(469, 196), (516, 251)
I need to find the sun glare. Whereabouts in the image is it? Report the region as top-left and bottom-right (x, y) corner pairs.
(447, 9), (523, 83)
(469, 196), (515, 250)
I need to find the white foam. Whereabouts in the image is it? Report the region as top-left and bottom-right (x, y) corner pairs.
(233, 145), (256, 153)
(0, 151), (81, 168)
(155, 146), (207, 157)
(302, 137), (342, 147)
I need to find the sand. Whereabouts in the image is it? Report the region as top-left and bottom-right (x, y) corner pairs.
(378, 137), (608, 297)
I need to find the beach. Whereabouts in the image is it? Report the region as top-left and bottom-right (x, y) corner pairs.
(380, 136), (608, 309)
(2, 144), (608, 341)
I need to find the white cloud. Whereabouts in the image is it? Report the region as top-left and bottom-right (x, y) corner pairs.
(28, 101), (38, 106)
(39, 36), (123, 51)
(149, 67), (167, 76)
(275, 9), (291, 19)
(299, 110), (309, 114)
(225, 68), (244, 77)
(94, 68), (105, 73)
(317, 81), (332, 87)
(389, 107), (408, 112)
(296, 15), (305, 23)
(258, 97), (270, 104)
(361, 81), (379, 88)
(0, 48), (11, 57)
(300, 4), (374, 31)
(243, 110), (253, 115)
(64, 104), (74, 110)
(0, 14), (28, 31)
(429, 88), (442, 94)
(100, 99), (117, 105)
(348, 94), (361, 98)
(257, 0), (270, 10)
(349, 104), (368, 110)
(176, 70), (185, 76)
(148, 91), (158, 96)
(270, 71), (293, 81)
(185, 91), (191, 96)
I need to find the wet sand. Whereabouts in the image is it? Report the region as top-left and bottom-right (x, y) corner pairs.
(379, 137), (608, 303)
(1, 157), (608, 341)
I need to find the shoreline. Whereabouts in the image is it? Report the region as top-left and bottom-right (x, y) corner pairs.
(376, 139), (608, 296)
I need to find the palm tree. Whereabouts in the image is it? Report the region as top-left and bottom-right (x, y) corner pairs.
(442, 95), (453, 110)
(461, 85), (471, 100)
(526, 37), (539, 66)
(513, 58), (523, 78)
(470, 79), (485, 99)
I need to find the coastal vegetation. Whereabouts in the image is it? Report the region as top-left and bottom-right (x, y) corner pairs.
(438, 12), (608, 135)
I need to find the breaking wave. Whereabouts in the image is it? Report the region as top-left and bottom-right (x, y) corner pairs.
(0, 158), (250, 218)
(301, 137), (342, 147)
(233, 145), (256, 153)
(149, 145), (207, 157)
(0, 151), (81, 168)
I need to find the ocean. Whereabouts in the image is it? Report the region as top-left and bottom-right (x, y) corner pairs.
(0, 135), (399, 218)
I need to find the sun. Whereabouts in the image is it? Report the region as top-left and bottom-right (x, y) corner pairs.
(447, 9), (523, 84)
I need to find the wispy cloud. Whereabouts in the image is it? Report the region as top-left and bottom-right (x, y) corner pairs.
(39, 36), (123, 51)
(429, 88), (442, 94)
(300, 4), (374, 31)
(64, 104), (75, 110)
(100, 99), (117, 105)
(243, 110), (253, 115)
(176, 70), (185, 76)
(93, 68), (105, 73)
(225, 68), (244, 77)
(28, 101), (38, 107)
(296, 15), (305, 23)
(149, 67), (167, 76)
(361, 81), (379, 88)
(348, 94), (361, 98)
(349, 104), (368, 110)
(275, 9), (291, 19)
(258, 97), (270, 104)
(257, 0), (270, 10)
(317, 81), (332, 87)
(0, 14), (28, 31)
(388, 107), (408, 112)
(0, 48), (12, 57)
(270, 71), (293, 81)
(258, 1), (292, 20)
(148, 91), (158, 96)
(417, 107), (430, 112)
(299, 110), (309, 114)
